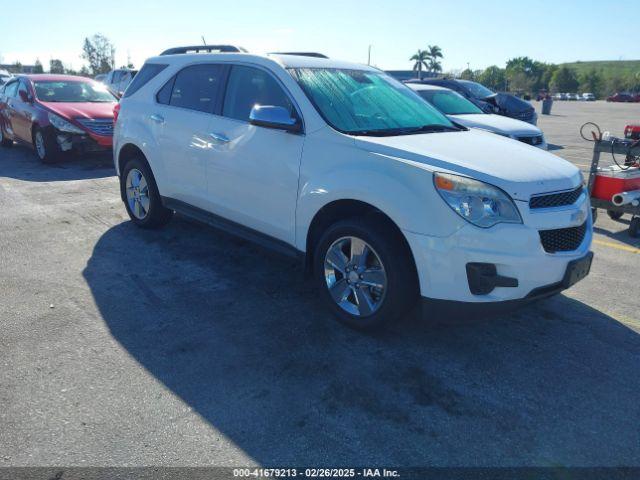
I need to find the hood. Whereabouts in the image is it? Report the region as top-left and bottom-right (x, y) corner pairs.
(353, 128), (580, 200)
(40, 101), (116, 120)
(451, 114), (542, 136)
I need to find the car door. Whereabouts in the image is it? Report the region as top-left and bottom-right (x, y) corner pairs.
(151, 63), (226, 208)
(0, 80), (19, 138)
(12, 79), (35, 141)
(205, 64), (305, 244)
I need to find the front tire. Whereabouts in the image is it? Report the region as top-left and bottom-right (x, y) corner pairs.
(121, 157), (173, 229)
(33, 127), (61, 163)
(314, 217), (418, 330)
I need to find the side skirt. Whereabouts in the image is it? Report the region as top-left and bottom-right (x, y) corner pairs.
(161, 196), (305, 261)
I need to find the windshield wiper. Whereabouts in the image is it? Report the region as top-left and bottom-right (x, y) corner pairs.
(350, 124), (462, 137)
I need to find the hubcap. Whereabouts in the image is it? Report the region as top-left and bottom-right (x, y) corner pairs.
(35, 132), (45, 159)
(324, 236), (387, 317)
(125, 169), (150, 220)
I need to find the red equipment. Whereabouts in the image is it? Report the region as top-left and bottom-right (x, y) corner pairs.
(624, 124), (640, 140)
(591, 166), (640, 201)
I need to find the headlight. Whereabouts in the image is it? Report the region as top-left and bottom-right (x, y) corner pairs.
(434, 172), (522, 228)
(48, 113), (84, 134)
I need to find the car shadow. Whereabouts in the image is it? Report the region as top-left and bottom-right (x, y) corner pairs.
(83, 218), (640, 465)
(0, 143), (114, 181)
(594, 223), (639, 247)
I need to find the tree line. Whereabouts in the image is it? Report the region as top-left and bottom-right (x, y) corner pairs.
(457, 56), (640, 97)
(3, 34), (131, 77)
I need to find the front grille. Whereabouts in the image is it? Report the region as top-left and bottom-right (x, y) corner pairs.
(75, 118), (114, 137)
(530, 186), (584, 209)
(518, 134), (543, 146)
(539, 222), (587, 253)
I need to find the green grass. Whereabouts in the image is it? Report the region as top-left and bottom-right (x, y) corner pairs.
(560, 60), (640, 78)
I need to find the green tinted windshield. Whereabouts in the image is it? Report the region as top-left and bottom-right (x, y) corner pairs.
(417, 89), (483, 115)
(290, 68), (454, 134)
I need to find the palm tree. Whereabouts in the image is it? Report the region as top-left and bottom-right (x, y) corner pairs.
(410, 50), (430, 80)
(426, 45), (443, 73)
(428, 57), (442, 73)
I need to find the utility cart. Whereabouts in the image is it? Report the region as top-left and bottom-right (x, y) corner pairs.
(587, 139), (640, 237)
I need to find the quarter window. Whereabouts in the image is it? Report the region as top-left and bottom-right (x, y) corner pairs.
(167, 64), (224, 113)
(222, 66), (293, 122)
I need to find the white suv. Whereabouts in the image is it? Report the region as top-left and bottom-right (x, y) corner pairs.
(113, 46), (593, 330)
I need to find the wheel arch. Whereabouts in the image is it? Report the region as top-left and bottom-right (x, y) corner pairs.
(117, 143), (151, 202)
(304, 199), (419, 287)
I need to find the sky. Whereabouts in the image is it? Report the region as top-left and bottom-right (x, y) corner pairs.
(0, 0), (637, 72)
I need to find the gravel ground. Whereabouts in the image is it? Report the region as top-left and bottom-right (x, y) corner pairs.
(0, 101), (638, 467)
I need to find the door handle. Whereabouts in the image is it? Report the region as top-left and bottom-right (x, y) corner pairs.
(209, 132), (230, 143)
(149, 114), (164, 124)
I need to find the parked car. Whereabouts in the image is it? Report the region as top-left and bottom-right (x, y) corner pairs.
(0, 70), (13, 87)
(409, 84), (547, 149)
(567, 93), (580, 101)
(114, 47), (592, 330)
(582, 92), (596, 101)
(606, 92), (635, 103)
(0, 74), (118, 162)
(553, 93), (567, 101)
(102, 69), (138, 96)
(94, 73), (107, 83)
(0, 71), (12, 85)
(405, 77), (538, 125)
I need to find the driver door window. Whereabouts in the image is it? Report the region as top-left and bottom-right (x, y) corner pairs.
(222, 65), (294, 121)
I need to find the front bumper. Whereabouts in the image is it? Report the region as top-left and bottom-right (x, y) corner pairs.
(55, 131), (112, 154)
(403, 197), (593, 303)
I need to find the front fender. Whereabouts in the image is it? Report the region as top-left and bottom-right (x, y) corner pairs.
(295, 135), (465, 251)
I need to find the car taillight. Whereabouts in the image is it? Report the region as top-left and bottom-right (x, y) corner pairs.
(113, 103), (121, 123)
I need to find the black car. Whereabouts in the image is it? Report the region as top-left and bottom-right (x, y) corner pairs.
(404, 78), (537, 125)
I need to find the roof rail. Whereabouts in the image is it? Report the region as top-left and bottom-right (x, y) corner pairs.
(270, 52), (329, 59)
(160, 45), (247, 56)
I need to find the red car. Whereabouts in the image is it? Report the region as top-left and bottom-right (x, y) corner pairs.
(606, 92), (637, 103)
(0, 74), (117, 163)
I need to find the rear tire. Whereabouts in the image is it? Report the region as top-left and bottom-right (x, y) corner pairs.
(120, 157), (173, 229)
(0, 125), (13, 147)
(33, 127), (61, 163)
(313, 217), (418, 330)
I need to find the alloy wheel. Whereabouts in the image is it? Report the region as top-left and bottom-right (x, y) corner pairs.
(125, 168), (150, 220)
(324, 236), (387, 317)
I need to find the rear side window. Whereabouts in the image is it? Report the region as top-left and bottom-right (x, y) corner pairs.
(167, 64), (224, 113)
(123, 64), (167, 98)
(156, 77), (175, 105)
(222, 65), (293, 122)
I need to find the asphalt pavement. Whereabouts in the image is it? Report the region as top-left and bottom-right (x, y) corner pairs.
(0, 101), (638, 467)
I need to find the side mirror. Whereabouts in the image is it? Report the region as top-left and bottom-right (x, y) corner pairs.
(19, 90), (32, 103)
(249, 105), (301, 133)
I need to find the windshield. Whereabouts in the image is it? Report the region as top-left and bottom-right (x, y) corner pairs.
(417, 89), (483, 115)
(289, 68), (455, 135)
(458, 80), (495, 99)
(33, 81), (117, 103)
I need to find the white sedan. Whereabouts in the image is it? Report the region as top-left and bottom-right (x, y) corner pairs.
(409, 83), (547, 150)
